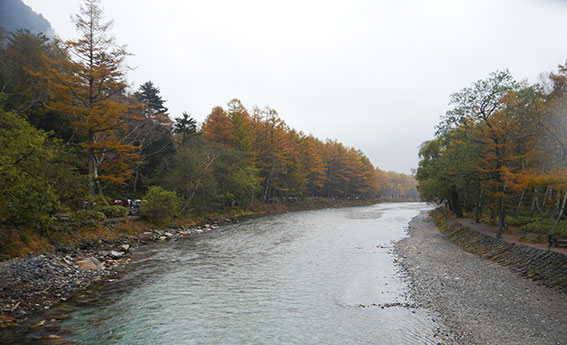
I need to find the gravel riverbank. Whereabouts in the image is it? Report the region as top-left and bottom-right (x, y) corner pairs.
(0, 223), (223, 328)
(395, 211), (567, 345)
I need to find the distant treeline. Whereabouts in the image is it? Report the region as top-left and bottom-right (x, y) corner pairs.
(0, 0), (417, 229)
(417, 69), (567, 238)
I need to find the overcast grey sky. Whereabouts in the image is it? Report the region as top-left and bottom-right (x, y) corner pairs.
(22, 0), (567, 173)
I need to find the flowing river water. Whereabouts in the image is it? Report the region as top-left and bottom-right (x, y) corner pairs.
(14, 202), (448, 344)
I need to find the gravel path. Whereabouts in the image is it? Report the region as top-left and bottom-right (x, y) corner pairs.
(396, 211), (567, 345)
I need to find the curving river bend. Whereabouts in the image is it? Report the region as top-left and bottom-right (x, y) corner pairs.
(57, 203), (442, 344)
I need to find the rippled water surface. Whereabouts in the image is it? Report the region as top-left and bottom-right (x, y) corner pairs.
(60, 203), (438, 344)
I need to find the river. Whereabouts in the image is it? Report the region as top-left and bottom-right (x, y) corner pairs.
(27, 202), (445, 344)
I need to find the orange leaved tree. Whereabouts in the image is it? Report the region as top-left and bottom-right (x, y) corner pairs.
(43, 0), (138, 200)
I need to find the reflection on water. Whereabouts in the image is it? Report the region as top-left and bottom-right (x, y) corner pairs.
(26, 203), (444, 344)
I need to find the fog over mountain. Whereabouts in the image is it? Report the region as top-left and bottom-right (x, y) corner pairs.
(0, 0), (53, 37)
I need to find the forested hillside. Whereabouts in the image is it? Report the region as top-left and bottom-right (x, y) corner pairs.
(0, 0), (417, 234)
(417, 69), (567, 238)
(0, 0), (53, 37)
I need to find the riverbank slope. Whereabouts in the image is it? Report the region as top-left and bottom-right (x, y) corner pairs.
(396, 211), (567, 345)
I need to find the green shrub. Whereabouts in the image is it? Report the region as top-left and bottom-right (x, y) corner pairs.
(506, 215), (541, 227)
(95, 205), (127, 218)
(72, 209), (106, 226)
(521, 219), (567, 236)
(140, 186), (181, 225)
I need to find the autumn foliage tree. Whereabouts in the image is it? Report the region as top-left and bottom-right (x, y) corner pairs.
(436, 70), (519, 238)
(202, 99), (390, 201)
(534, 65), (567, 234)
(43, 0), (138, 200)
(376, 168), (419, 200)
(418, 67), (567, 237)
(298, 133), (326, 194)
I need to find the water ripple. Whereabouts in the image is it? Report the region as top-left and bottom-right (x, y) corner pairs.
(58, 203), (443, 344)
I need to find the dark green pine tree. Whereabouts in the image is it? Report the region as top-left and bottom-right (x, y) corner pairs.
(175, 111), (198, 143)
(137, 81), (168, 115)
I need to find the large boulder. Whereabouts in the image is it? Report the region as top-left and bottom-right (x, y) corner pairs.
(75, 257), (103, 271)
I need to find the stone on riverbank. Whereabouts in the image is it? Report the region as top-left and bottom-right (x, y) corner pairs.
(108, 251), (123, 259)
(75, 257), (103, 271)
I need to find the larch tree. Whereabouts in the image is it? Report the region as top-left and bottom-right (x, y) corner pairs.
(493, 88), (542, 217)
(258, 107), (297, 200)
(202, 106), (233, 148)
(43, 0), (138, 199)
(298, 134), (326, 196)
(323, 140), (349, 198)
(226, 98), (254, 158)
(538, 65), (567, 234)
(439, 70), (519, 238)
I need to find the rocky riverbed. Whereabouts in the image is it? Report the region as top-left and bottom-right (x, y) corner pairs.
(0, 222), (224, 328)
(395, 211), (567, 345)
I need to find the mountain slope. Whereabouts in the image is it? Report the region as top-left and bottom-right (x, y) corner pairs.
(0, 0), (53, 37)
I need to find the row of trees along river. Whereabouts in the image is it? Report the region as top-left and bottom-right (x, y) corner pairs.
(0, 0), (417, 239)
(416, 69), (567, 239)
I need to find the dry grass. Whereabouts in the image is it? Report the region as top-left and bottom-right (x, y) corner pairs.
(0, 227), (52, 259)
(430, 207), (455, 227)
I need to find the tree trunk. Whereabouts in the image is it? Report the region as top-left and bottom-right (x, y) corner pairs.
(463, 181), (470, 211)
(450, 186), (463, 217)
(475, 202), (483, 223)
(542, 186), (551, 210)
(96, 179), (109, 205)
(530, 188), (539, 216)
(496, 195), (505, 240)
(556, 191), (563, 216)
(87, 130), (96, 197)
(263, 164), (274, 203)
(133, 167), (139, 194)
(326, 163), (335, 198)
(189, 154), (218, 204)
(475, 190), (483, 223)
(516, 191), (524, 217)
(550, 192), (567, 235)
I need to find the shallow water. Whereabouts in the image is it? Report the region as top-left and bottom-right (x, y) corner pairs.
(21, 203), (443, 344)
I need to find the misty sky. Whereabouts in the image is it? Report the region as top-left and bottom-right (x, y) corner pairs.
(22, 0), (567, 173)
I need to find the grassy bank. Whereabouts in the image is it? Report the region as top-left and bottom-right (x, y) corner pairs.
(430, 207), (456, 227)
(0, 198), (384, 260)
(432, 207), (567, 243)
